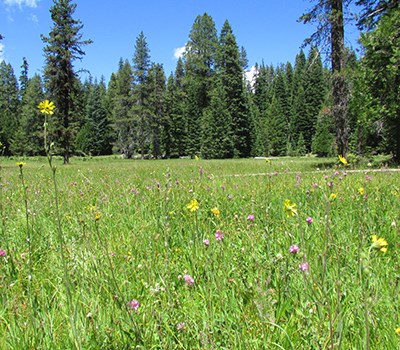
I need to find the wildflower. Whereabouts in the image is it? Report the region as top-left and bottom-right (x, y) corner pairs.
(38, 100), (56, 115)
(247, 214), (255, 222)
(183, 274), (194, 286)
(371, 235), (388, 253)
(283, 199), (298, 217)
(187, 199), (199, 212)
(299, 262), (309, 272)
(127, 299), (140, 311)
(338, 155), (348, 165)
(0, 249), (6, 257)
(265, 158), (271, 164)
(176, 322), (186, 331)
(215, 229), (224, 241)
(16, 162), (26, 168)
(211, 207), (220, 217)
(306, 217), (313, 224)
(329, 193), (337, 201)
(395, 328), (400, 335)
(203, 239), (210, 247)
(289, 245), (300, 254)
(195, 155), (199, 161)
(358, 187), (365, 195)
(95, 212), (102, 221)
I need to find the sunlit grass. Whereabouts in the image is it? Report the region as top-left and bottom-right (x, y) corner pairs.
(0, 156), (399, 349)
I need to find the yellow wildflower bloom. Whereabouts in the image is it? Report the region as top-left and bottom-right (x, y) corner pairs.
(329, 193), (337, 201)
(195, 155), (199, 161)
(16, 162), (26, 168)
(283, 199), (298, 217)
(38, 100), (56, 115)
(211, 207), (220, 217)
(338, 155), (348, 165)
(187, 199), (199, 212)
(371, 235), (388, 253)
(358, 187), (365, 195)
(395, 328), (400, 335)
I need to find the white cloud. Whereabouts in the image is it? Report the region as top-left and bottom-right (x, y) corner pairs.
(173, 45), (186, 59)
(4, 0), (38, 8)
(29, 13), (38, 23)
(0, 43), (5, 63)
(245, 65), (257, 85)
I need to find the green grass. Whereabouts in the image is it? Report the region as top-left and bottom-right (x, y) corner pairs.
(0, 156), (399, 349)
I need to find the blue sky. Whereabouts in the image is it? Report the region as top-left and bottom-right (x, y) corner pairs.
(0, 0), (361, 82)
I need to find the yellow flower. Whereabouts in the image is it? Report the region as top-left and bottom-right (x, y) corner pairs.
(283, 199), (298, 217)
(195, 155), (199, 161)
(338, 155), (348, 165)
(329, 193), (337, 201)
(95, 212), (102, 221)
(371, 235), (388, 253)
(16, 162), (26, 168)
(395, 328), (400, 335)
(38, 100), (56, 115)
(265, 158), (271, 163)
(211, 207), (220, 217)
(187, 199), (199, 212)
(358, 187), (365, 195)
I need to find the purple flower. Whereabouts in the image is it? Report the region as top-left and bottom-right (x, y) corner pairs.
(306, 217), (313, 224)
(247, 214), (255, 222)
(176, 322), (186, 331)
(289, 245), (300, 254)
(128, 299), (140, 311)
(299, 262), (309, 272)
(215, 229), (224, 241)
(0, 249), (6, 257)
(184, 274), (194, 286)
(203, 239), (210, 247)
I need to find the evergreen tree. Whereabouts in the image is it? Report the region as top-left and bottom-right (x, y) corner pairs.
(76, 79), (112, 155)
(147, 63), (166, 158)
(109, 59), (134, 157)
(201, 79), (234, 158)
(164, 59), (187, 158)
(216, 20), (252, 157)
(267, 96), (286, 156)
(312, 107), (335, 157)
(184, 13), (218, 156)
(19, 57), (29, 98)
(41, 0), (92, 164)
(10, 74), (44, 155)
(132, 31), (151, 158)
(0, 61), (19, 155)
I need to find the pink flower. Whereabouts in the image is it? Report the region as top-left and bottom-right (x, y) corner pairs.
(128, 299), (140, 311)
(306, 217), (313, 224)
(184, 274), (194, 286)
(203, 239), (210, 247)
(247, 214), (255, 222)
(0, 249), (6, 257)
(215, 229), (224, 241)
(176, 322), (186, 331)
(299, 262), (309, 272)
(289, 245), (300, 253)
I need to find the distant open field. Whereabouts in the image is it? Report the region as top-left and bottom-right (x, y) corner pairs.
(1, 156), (399, 349)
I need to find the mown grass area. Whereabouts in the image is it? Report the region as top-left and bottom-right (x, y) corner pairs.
(0, 156), (399, 349)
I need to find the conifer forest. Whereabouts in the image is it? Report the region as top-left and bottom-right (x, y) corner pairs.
(0, 0), (399, 163)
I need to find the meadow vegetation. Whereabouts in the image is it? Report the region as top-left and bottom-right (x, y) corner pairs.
(0, 155), (399, 349)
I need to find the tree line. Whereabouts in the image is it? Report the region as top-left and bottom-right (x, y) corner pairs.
(0, 0), (398, 163)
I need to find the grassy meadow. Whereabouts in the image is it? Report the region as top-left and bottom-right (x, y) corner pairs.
(0, 156), (399, 349)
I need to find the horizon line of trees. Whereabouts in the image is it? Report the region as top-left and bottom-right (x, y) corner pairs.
(0, 0), (399, 162)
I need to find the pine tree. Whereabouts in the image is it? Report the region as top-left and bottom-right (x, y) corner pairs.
(184, 13), (218, 156)
(10, 74), (44, 155)
(109, 59), (134, 157)
(312, 107), (335, 157)
(216, 20), (251, 157)
(147, 63), (166, 158)
(41, 0), (92, 164)
(132, 31), (151, 159)
(19, 57), (29, 98)
(0, 61), (19, 155)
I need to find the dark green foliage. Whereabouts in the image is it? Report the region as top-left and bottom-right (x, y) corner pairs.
(76, 79), (112, 155)
(19, 57), (29, 98)
(132, 31), (151, 159)
(312, 108), (335, 157)
(41, 0), (92, 163)
(10, 74), (45, 156)
(201, 79), (234, 159)
(0, 61), (19, 155)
